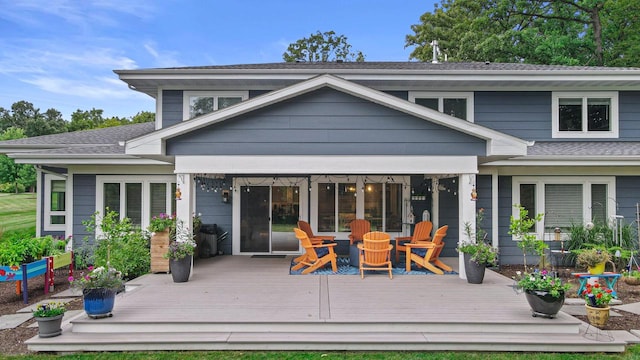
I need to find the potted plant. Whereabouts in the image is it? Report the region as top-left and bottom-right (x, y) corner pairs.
(582, 282), (614, 327)
(514, 269), (571, 318)
(576, 248), (611, 275)
(32, 301), (66, 338)
(164, 220), (197, 283)
(458, 208), (499, 284)
(623, 269), (640, 285)
(148, 213), (175, 273)
(69, 265), (124, 319)
(508, 204), (547, 272)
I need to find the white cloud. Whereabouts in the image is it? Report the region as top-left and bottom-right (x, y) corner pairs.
(144, 42), (185, 68)
(23, 75), (141, 100)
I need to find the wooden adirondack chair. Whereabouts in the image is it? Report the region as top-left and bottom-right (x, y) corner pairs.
(294, 220), (336, 263)
(292, 228), (338, 274)
(394, 220), (432, 263)
(405, 225), (452, 275)
(358, 231), (393, 279)
(348, 219), (371, 245)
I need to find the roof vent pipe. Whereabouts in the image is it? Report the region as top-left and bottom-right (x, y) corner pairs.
(430, 40), (440, 64)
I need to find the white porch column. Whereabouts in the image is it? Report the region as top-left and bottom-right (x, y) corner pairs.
(175, 173), (194, 235)
(431, 178), (440, 231)
(458, 174), (477, 280)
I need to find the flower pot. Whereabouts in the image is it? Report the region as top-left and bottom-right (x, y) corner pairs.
(588, 262), (606, 275)
(151, 230), (170, 273)
(170, 255), (192, 283)
(585, 304), (610, 328)
(35, 314), (63, 338)
(524, 289), (565, 318)
(463, 253), (486, 284)
(83, 288), (117, 319)
(623, 277), (640, 286)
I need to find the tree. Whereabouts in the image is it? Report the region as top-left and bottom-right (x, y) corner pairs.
(131, 111), (155, 123)
(406, 0), (639, 67)
(0, 127), (35, 193)
(0, 102), (66, 137)
(283, 31), (365, 62)
(68, 108), (105, 131)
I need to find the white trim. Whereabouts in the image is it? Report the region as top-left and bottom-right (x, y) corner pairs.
(175, 155), (479, 174)
(43, 173), (66, 232)
(490, 170), (499, 250)
(95, 175), (176, 234)
(552, 91), (619, 139)
(126, 74), (529, 157)
(35, 168), (42, 237)
(65, 170), (74, 241)
(409, 91), (474, 123)
(511, 176), (616, 240)
(182, 91), (248, 121)
(156, 87), (163, 130)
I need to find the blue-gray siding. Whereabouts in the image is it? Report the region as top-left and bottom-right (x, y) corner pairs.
(167, 88), (486, 156)
(476, 174), (493, 244)
(72, 174), (96, 248)
(616, 176), (640, 222)
(619, 92), (640, 139)
(162, 90), (183, 128)
(438, 177), (459, 257)
(475, 92), (551, 141)
(195, 176), (233, 255)
(497, 176), (522, 265)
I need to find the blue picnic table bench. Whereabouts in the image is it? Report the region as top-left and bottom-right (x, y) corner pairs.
(572, 272), (621, 298)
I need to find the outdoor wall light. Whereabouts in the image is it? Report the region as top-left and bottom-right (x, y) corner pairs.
(222, 189), (230, 203)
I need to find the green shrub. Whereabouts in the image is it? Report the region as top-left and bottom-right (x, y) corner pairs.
(567, 221), (637, 271)
(0, 182), (25, 193)
(81, 210), (150, 280)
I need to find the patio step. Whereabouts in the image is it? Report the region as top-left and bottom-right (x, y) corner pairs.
(67, 312), (582, 335)
(26, 326), (631, 353)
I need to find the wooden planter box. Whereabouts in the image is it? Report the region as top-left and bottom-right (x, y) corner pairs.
(151, 231), (170, 273)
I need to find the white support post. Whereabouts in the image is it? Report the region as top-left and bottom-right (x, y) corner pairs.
(175, 173), (194, 278)
(432, 178), (440, 231)
(458, 174), (477, 280)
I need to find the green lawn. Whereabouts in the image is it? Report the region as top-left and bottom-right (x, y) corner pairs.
(0, 192), (36, 235)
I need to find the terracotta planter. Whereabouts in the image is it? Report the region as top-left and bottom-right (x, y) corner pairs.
(524, 289), (565, 318)
(35, 314), (63, 338)
(585, 304), (610, 327)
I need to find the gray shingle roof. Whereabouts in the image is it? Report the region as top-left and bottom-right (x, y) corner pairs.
(528, 142), (640, 156)
(149, 62), (640, 72)
(0, 122), (155, 146)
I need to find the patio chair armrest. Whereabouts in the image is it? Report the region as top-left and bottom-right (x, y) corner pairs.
(394, 236), (411, 242)
(312, 243), (337, 248)
(405, 243), (434, 249)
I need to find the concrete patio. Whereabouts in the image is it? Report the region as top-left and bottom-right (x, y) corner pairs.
(25, 255), (640, 353)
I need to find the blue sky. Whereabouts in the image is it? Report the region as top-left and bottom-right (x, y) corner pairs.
(0, 0), (438, 120)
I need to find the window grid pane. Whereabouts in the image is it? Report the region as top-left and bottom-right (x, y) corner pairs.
(587, 98), (611, 131)
(443, 98), (467, 120)
(189, 96), (214, 118)
(125, 183), (142, 227)
(338, 183), (356, 232)
(545, 184), (583, 231)
(558, 98), (582, 131)
(415, 98), (439, 110)
(519, 184), (536, 232)
(364, 183), (382, 231)
(218, 97), (242, 109)
(104, 183), (120, 216)
(591, 184), (608, 224)
(51, 180), (65, 211)
(317, 183), (335, 232)
(150, 183), (167, 220)
(385, 183), (402, 232)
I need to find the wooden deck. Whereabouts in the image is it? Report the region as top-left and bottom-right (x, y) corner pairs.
(26, 256), (638, 352)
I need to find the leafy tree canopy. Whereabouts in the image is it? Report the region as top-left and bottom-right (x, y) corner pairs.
(406, 0), (640, 67)
(283, 30), (365, 62)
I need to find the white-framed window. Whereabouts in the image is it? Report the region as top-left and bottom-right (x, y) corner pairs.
(409, 92), (474, 122)
(96, 175), (176, 230)
(310, 176), (408, 235)
(182, 91), (248, 120)
(512, 176), (616, 240)
(552, 92), (618, 138)
(44, 174), (66, 231)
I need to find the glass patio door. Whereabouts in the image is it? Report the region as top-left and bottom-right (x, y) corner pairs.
(238, 180), (306, 254)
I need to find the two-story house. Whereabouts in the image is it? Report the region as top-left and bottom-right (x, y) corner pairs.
(2, 62), (640, 271)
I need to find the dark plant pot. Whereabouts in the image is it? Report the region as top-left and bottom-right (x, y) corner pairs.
(83, 288), (117, 319)
(524, 289), (565, 318)
(170, 255), (192, 283)
(35, 314), (63, 338)
(464, 253), (486, 284)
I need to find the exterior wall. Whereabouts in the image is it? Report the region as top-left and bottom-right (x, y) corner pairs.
(162, 90), (183, 128)
(39, 168), (66, 238)
(195, 176), (233, 255)
(616, 176), (640, 223)
(497, 176), (521, 265)
(167, 88), (486, 156)
(72, 174), (96, 249)
(476, 174), (493, 242)
(619, 92), (640, 139)
(474, 91), (551, 141)
(438, 177), (459, 257)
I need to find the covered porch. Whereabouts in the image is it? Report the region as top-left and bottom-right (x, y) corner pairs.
(26, 256), (636, 352)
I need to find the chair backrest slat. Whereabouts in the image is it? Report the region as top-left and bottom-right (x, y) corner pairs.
(412, 221), (433, 242)
(362, 231), (391, 265)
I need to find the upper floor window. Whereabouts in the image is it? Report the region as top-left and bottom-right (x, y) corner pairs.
(409, 92), (474, 122)
(552, 92), (618, 138)
(182, 91), (248, 120)
(44, 174), (66, 231)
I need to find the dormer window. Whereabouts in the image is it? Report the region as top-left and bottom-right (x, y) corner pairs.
(183, 91), (248, 120)
(409, 92), (474, 122)
(552, 92), (618, 138)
